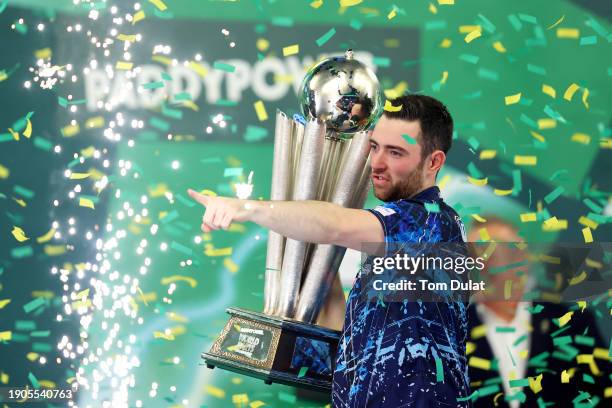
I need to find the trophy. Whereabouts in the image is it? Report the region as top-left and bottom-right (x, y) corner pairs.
(202, 50), (384, 392)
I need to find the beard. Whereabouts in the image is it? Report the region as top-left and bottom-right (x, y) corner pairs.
(372, 160), (426, 202)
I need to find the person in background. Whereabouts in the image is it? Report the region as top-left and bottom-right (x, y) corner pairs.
(466, 216), (609, 407)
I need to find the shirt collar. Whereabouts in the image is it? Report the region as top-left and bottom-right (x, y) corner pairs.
(411, 186), (441, 202)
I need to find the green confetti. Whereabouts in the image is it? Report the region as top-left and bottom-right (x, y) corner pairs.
(271, 16), (294, 27)
(579, 36), (597, 46)
(200, 157), (222, 164)
(509, 378), (529, 388)
(28, 372), (40, 389)
(373, 57), (390, 67)
(161, 210), (179, 225)
(424, 202), (440, 213)
(544, 186), (565, 204)
(349, 19), (362, 30)
(149, 117), (171, 132)
(278, 391), (296, 404)
(15, 320), (36, 331)
(527, 64), (546, 76)
(459, 54), (479, 64)
(477, 68), (499, 81)
(457, 390), (479, 402)
(508, 14), (522, 31)
(142, 81), (165, 90)
(213, 61), (236, 73)
(527, 304), (544, 314)
(11, 245), (33, 259)
(13, 184), (34, 199)
(23, 298), (46, 314)
(33, 136), (53, 151)
(161, 72), (172, 81)
(162, 103), (183, 120)
(495, 327), (515, 333)
(402, 134), (417, 144)
(173, 92), (192, 101)
(175, 194), (196, 208)
(297, 366), (308, 378)
(434, 356), (444, 382)
(315, 27), (336, 47)
(518, 13), (537, 24)
(224, 167), (243, 177)
(215, 99), (239, 106)
(425, 20), (446, 30)
(244, 125), (268, 142)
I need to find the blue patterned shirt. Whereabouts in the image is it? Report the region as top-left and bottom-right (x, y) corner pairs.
(332, 186), (472, 407)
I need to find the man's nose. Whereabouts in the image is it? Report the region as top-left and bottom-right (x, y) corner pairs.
(370, 149), (386, 171)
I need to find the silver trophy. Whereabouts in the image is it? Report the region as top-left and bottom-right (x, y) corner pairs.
(203, 50), (384, 392)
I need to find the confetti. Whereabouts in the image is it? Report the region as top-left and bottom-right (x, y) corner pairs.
(563, 83), (580, 101)
(315, 27), (336, 46)
(253, 100), (268, 121)
(384, 100), (402, 112)
(464, 29), (482, 43)
(513, 155), (537, 166)
(11, 226), (29, 242)
(504, 93), (521, 105)
(282, 44), (299, 56)
(339, 0), (363, 6)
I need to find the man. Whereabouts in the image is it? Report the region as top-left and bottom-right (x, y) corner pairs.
(466, 217), (609, 407)
(188, 95), (471, 407)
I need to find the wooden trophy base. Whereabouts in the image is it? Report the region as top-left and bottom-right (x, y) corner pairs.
(202, 307), (340, 393)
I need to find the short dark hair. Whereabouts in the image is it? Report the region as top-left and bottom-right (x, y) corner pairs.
(383, 94), (454, 157)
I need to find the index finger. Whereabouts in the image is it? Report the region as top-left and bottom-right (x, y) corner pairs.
(187, 189), (211, 206)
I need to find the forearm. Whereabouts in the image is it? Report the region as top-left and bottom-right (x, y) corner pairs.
(246, 199), (345, 244)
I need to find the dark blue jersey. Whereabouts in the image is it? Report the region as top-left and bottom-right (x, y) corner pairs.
(332, 186), (472, 408)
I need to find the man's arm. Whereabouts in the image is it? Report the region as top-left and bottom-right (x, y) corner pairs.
(187, 189), (384, 252)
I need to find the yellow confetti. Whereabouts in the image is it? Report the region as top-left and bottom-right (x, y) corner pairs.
(542, 217), (568, 231)
(429, 3), (438, 14)
(578, 216), (598, 230)
(149, 0), (167, 11)
(8, 127), (19, 141)
(492, 41), (506, 53)
(26, 352), (40, 362)
(11, 226), (29, 242)
(116, 61), (134, 70)
(160, 275), (198, 288)
(530, 130), (545, 142)
(459, 25), (482, 34)
(438, 174), (451, 190)
(577, 354), (601, 376)
(310, 0), (323, 9)
(384, 81), (408, 99)
(250, 401), (266, 408)
(479, 150), (497, 160)
(582, 227), (593, 243)
(36, 228), (56, 243)
(520, 213), (537, 222)
(339, 0), (363, 6)
(478, 228), (490, 241)
(558, 311), (573, 326)
(604, 387), (612, 398)
(568, 271), (587, 286)
(44, 244), (67, 256)
(61, 123), (80, 137)
(254, 100), (268, 121)
(0, 299), (11, 309)
(471, 325), (487, 339)
(547, 15), (565, 30)
(13, 197), (26, 207)
(188, 61), (208, 78)
(594, 348), (609, 360)
(204, 245), (233, 257)
(542, 84), (556, 98)
(117, 33), (137, 42)
(466, 341), (476, 355)
(514, 155), (537, 166)
(493, 188), (513, 196)
(0, 164), (9, 179)
(438, 0), (454, 4)
(440, 71), (448, 84)
(538, 118), (556, 129)
(224, 257), (239, 273)
(34, 47), (52, 59)
(69, 172), (90, 180)
(387, 9), (397, 20)
(79, 197), (95, 209)
(256, 38), (270, 52)
(464, 29), (482, 43)
(556, 28), (579, 38)
(469, 356), (491, 370)
(471, 214), (487, 223)
(85, 116), (105, 128)
(132, 10), (146, 24)
(23, 119), (32, 138)
(205, 385), (226, 398)
(582, 88), (589, 109)
(148, 182), (169, 197)
(467, 176), (488, 186)
(529, 374), (543, 394)
(384, 100), (402, 112)
(504, 93), (521, 105)
(282, 44), (299, 57)
(153, 331), (175, 340)
(563, 83), (580, 101)
(0, 372), (8, 384)
(439, 38), (451, 48)
(0, 331), (12, 341)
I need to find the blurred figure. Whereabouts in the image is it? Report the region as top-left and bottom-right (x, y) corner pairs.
(466, 216), (608, 407)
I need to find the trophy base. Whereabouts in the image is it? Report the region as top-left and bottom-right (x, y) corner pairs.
(202, 307), (340, 393)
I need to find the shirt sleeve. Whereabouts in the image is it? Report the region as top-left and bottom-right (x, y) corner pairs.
(367, 201), (422, 254)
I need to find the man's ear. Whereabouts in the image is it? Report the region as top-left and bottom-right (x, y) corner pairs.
(429, 150), (446, 174)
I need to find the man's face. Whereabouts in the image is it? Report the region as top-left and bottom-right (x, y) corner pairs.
(369, 116), (426, 202)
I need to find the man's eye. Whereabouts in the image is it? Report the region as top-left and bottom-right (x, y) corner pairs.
(390, 150), (401, 157)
